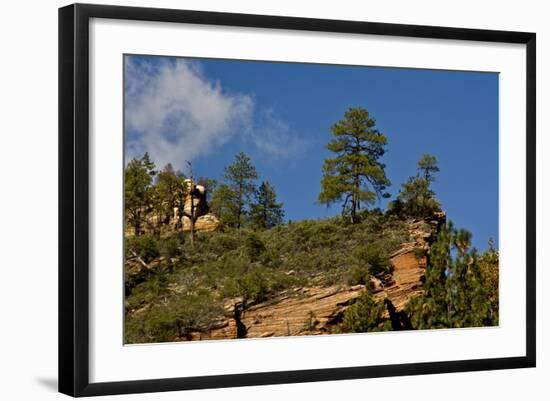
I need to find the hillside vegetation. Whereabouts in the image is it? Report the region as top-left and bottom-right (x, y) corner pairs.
(125, 211), (411, 343)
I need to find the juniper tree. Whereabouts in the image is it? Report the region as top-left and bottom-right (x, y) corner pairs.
(319, 107), (391, 224)
(250, 181), (285, 229)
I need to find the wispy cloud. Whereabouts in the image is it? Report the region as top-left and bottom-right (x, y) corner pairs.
(124, 56), (305, 169)
(248, 109), (308, 160)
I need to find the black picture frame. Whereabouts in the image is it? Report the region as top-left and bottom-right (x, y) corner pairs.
(59, 3), (536, 397)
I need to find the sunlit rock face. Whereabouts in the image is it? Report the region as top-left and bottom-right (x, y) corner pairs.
(180, 213), (220, 232)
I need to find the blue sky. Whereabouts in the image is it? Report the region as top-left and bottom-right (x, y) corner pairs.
(124, 55), (499, 251)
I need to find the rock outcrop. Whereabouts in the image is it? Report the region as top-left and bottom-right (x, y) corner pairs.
(125, 178), (220, 237)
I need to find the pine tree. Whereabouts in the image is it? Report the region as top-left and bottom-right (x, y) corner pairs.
(478, 239), (499, 324)
(221, 152), (258, 228)
(392, 153), (441, 218)
(319, 107), (391, 224)
(250, 181), (285, 229)
(417, 154), (440, 184)
(124, 153), (156, 236)
(151, 163), (181, 235)
(210, 184), (240, 228)
(405, 221), (498, 329)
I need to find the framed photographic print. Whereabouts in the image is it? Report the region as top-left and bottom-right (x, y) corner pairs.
(58, 3), (536, 397)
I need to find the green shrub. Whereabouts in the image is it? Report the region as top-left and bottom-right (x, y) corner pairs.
(237, 267), (269, 305)
(244, 232), (266, 262)
(347, 264), (371, 285)
(342, 289), (386, 333)
(413, 246), (426, 261)
(159, 236), (182, 259)
(171, 291), (223, 333)
(352, 243), (391, 277)
(142, 306), (178, 343)
(126, 269), (170, 311)
(126, 291), (223, 343)
(126, 234), (160, 263)
(206, 231), (241, 254)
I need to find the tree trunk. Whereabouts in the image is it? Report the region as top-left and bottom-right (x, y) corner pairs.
(189, 216), (195, 247)
(237, 201), (242, 229)
(189, 184), (196, 247)
(351, 194), (357, 224)
(134, 212), (141, 236)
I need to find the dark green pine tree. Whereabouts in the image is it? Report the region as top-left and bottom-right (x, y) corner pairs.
(210, 183), (239, 228)
(250, 181), (285, 229)
(405, 221), (498, 329)
(319, 107), (391, 224)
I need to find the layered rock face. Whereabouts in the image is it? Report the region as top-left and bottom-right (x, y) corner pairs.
(202, 285), (367, 340)
(379, 213), (445, 311)
(184, 212), (446, 340)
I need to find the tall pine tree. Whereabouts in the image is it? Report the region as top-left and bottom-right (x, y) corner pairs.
(319, 107), (390, 224)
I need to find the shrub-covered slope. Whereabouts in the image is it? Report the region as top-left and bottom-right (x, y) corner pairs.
(125, 211), (413, 343)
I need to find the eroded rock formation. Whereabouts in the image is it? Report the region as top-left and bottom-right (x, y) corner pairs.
(125, 179), (220, 237)
(173, 179), (220, 233)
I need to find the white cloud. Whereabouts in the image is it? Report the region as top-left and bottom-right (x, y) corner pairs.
(125, 57), (306, 170)
(125, 57), (253, 169)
